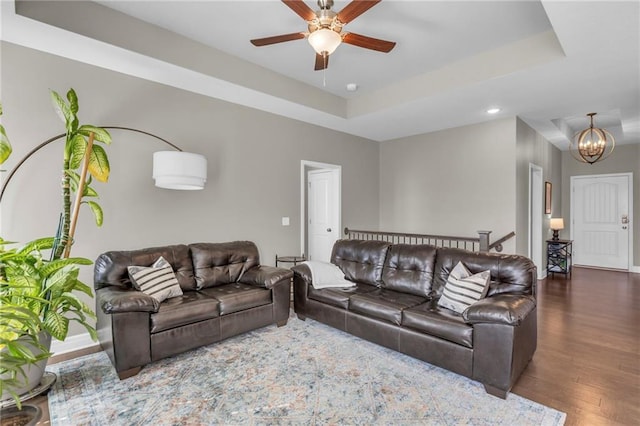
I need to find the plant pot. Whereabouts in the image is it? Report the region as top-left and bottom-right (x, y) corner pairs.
(0, 404), (42, 426)
(0, 331), (51, 402)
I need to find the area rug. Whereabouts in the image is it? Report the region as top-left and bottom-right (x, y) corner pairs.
(47, 315), (566, 425)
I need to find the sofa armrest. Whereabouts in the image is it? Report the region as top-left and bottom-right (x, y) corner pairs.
(291, 264), (312, 284)
(239, 266), (293, 289)
(462, 294), (536, 326)
(97, 287), (159, 314)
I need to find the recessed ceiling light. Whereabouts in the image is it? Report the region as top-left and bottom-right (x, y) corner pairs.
(346, 83), (358, 92)
(487, 108), (501, 114)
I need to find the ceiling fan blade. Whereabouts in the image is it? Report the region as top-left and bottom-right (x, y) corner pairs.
(337, 0), (381, 24)
(282, 0), (316, 21)
(314, 53), (329, 71)
(250, 32), (306, 46)
(342, 32), (396, 52)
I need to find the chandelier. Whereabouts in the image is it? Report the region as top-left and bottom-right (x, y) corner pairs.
(570, 113), (615, 164)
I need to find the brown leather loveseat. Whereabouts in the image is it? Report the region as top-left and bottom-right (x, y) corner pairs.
(94, 241), (292, 379)
(292, 240), (537, 398)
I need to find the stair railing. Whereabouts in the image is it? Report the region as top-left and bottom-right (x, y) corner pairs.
(343, 228), (515, 253)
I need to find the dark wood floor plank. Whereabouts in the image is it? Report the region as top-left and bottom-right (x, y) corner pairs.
(513, 267), (640, 426)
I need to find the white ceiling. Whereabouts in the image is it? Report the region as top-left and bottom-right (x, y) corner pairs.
(6, 0), (640, 149)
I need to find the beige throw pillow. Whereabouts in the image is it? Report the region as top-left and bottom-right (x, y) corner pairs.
(128, 256), (183, 303)
(438, 261), (490, 314)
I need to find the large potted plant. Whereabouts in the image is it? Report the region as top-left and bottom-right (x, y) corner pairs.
(0, 90), (111, 409)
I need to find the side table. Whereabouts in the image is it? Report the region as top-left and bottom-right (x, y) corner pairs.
(275, 255), (306, 268)
(546, 239), (573, 278)
(275, 255), (306, 302)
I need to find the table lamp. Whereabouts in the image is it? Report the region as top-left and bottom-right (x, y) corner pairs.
(550, 218), (564, 241)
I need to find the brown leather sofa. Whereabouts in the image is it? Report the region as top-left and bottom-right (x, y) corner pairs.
(94, 241), (292, 379)
(292, 240), (537, 398)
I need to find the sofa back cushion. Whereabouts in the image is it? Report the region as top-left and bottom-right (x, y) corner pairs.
(432, 247), (536, 298)
(381, 244), (436, 297)
(94, 244), (196, 291)
(331, 240), (391, 286)
(190, 241), (260, 289)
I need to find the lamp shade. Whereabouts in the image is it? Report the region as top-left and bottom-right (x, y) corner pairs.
(549, 218), (564, 230)
(308, 28), (342, 55)
(152, 151), (207, 190)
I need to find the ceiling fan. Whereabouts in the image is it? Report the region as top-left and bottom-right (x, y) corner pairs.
(250, 0), (396, 71)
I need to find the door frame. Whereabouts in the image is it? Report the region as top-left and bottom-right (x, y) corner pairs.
(300, 160), (341, 258)
(528, 163), (545, 279)
(570, 172), (633, 271)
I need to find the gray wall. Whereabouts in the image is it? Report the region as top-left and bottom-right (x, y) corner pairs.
(561, 144), (640, 266)
(515, 118), (562, 266)
(379, 118), (517, 253)
(0, 42), (380, 335)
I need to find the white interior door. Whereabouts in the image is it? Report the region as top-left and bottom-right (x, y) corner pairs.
(308, 169), (339, 262)
(529, 164), (544, 279)
(571, 174), (631, 270)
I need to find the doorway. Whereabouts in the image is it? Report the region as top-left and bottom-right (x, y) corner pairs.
(300, 161), (341, 262)
(571, 173), (632, 270)
(529, 164), (544, 279)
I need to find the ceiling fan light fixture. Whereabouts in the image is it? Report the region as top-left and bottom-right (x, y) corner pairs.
(308, 28), (342, 55)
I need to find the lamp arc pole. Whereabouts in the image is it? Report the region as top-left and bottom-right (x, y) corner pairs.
(0, 126), (183, 204)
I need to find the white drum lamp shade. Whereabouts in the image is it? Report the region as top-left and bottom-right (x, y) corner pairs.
(549, 217), (564, 241)
(152, 151), (207, 190)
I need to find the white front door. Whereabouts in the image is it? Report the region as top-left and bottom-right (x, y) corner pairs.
(308, 169), (339, 262)
(571, 174), (631, 270)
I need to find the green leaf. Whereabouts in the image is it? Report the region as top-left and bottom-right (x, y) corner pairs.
(87, 144), (110, 182)
(85, 201), (104, 227)
(71, 280), (93, 298)
(50, 90), (72, 125)
(66, 88), (79, 115)
(6, 341), (38, 361)
(0, 124), (12, 165)
(83, 185), (99, 198)
(39, 257), (92, 278)
(68, 133), (87, 169)
(78, 125), (111, 145)
(44, 266), (78, 294)
(64, 170), (80, 192)
(43, 312), (68, 341)
(18, 237), (55, 255)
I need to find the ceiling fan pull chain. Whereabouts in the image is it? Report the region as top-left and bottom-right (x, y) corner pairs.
(323, 53), (327, 87)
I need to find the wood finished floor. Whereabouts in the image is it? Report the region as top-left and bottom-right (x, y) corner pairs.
(512, 267), (640, 425)
(29, 267), (639, 425)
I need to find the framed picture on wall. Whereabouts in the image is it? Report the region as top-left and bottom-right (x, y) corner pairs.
(545, 182), (552, 214)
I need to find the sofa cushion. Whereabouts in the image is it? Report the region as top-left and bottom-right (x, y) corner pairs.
(382, 244), (436, 297)
(402, 301), (474, 348)
(308, 283), (377, 309)
(128, 256), (184, 303)
(349, 289), (427, 325)
(94, 244), (196, 291)
(190, 241), (260, 289)
(150, 291), (220, 333)
(331, 240), (391, 286)
(438, 261), (490, 314)
(200, 283), (272, 315)
(433, 248), (536, 297)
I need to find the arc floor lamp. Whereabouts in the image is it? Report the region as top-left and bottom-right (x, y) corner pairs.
(0, 126), (207, 203)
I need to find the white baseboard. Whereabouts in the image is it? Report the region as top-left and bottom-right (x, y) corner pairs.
(630, 265), (640, 274)
(51, 332), (98, 355)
